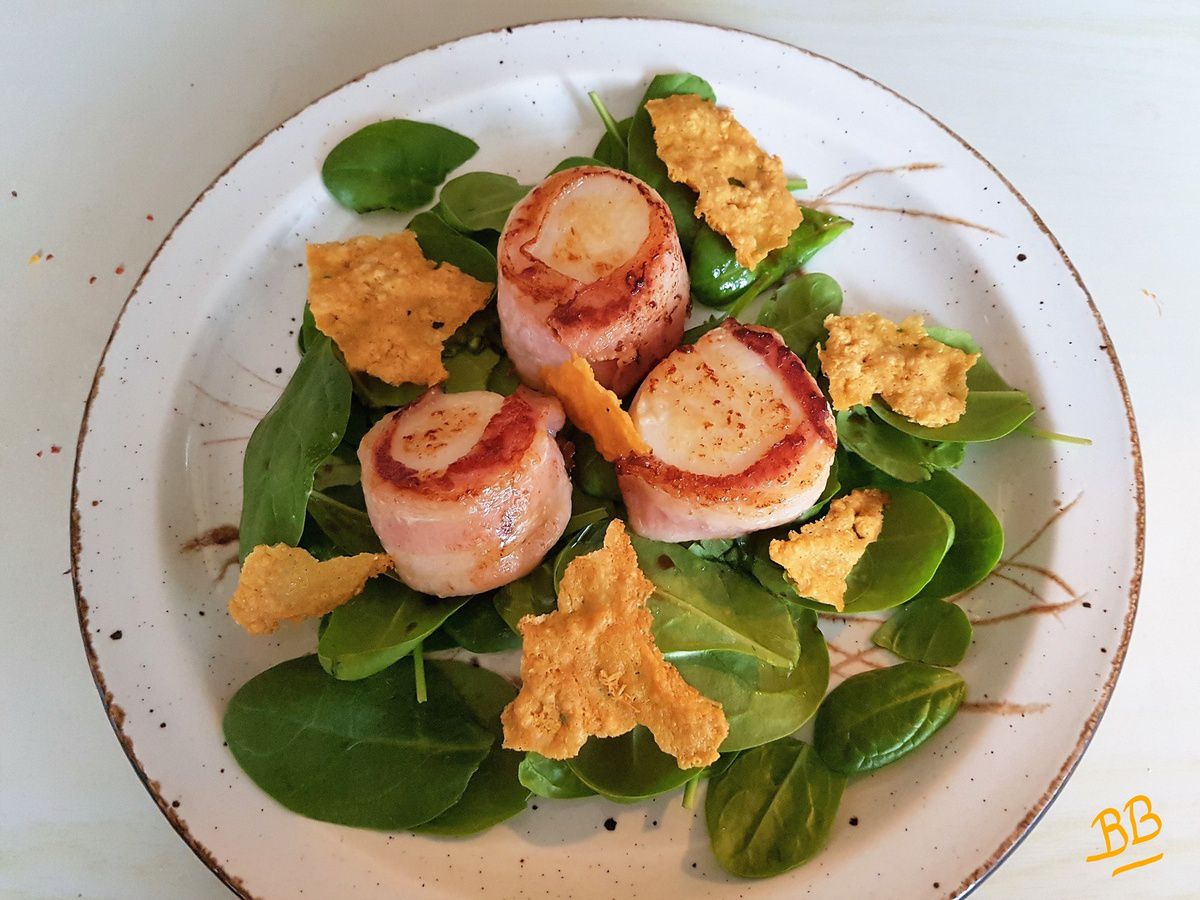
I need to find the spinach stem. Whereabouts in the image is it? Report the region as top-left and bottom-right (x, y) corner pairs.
(786, 177), (808, 191)
(681, 771), (702, 809)
(724, 278), (767, 321)
(588, 91), (624, 147)
(413, 643), (427, 703)
(1019, 424), (1093, 446)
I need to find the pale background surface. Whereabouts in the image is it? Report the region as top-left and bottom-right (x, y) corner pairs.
(1, 2), (1195, 898)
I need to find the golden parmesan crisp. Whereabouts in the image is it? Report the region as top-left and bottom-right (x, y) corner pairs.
(307, 231), (493, 387)
(645, 93), (802, 269)
(541, 355), (650, 461)
(500, 520), (727, 768)
(228, 544), (393, 635)
(769, 489), (888, 612)
(818, 312), (979, 427)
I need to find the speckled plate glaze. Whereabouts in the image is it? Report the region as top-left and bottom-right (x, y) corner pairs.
(72, 18), (1142, 900)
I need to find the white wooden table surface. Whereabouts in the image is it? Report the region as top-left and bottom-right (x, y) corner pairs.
(2, 2), (1196, 897)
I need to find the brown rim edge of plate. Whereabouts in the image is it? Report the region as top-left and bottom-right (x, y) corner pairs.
(69, 16), (1144, 900)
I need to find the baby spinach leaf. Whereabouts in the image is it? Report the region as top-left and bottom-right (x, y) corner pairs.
(407, 211), (498, 284)
(306, 490), (383, 555)
(573, 431), (621, 500)
(872, 598), (973, 666)
(592, 115), (633, 170)
(436, 172), (530, 233)
(413, 661), (529, 835)
(312, 448), (361, 491)
(318, 579), (470, 680)
(669, 607), (829, 751)
(705, 740), (845, 878)
(518, 752), (596, 799)
(752, 486), (955, 614)
(298, 303), (320, 355)
(493, 563), (557, 633)
(689, 224), (758, 307)
(348, 369), (423, 409)
(907, 470), (1004, 600)
(223, 655), (492, 829)
(872, 327), (1035, 443)
(757, 273), (844, 359)
(566, 488), (614, 534)
(550, 155), (608, 175)
(321, 120), (478, 214)
(836, 407), (965, 483)
(443, 347), (500, 393)
(814, 662), (965, 774)
(239, 333), (352, 560)
(631, 537), (800, 668)
(441, 597), (522, 653)
(626, 74), (715, 249)
(486, 355), (521, 396)
(568, 726), (700, 801)
(682, 314), (724, 344)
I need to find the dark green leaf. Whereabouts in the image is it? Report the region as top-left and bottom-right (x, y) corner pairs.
(568, 726), (700, 801)
(626, 74), (715, 249)
(705, 740), (845, 878)
(239, 334), (352, 559)
(572, 431), (621, 500)
(756, 272), (844, 358)
(682, 314), (724, 344)
(493, 563), (557, 632)
(318, 579), (470, 680)
(441, 597), (522, 653)
(688, 225), (757, 307)
(321, 120), (478, 214)
(872, 598), (973, 666)
(814, 662), (965, 773)
(298, 304), (320, 355)
(436, 172), (530, 233)
(348, 370), (424, 409)
(312, 447), (361, 492)
(518, 752), (596, 799)
(223, 655), (492, 829)
(566, 488), (613, 534)
(413, 661), (529, 835)
(836, 407), (965, 483)
(407, 211), (498, 284)
(306, 490), (383, 554)
(486, 355), (521, 395)
(909, 471), (1004, 600)
(669, 607), (829, 751)
(443, 348), (500, 393)
(752, 486), (955, 614)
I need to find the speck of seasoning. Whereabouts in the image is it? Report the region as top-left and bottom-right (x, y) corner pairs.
(115, 264), (125, 275)
(160, 722), (167, 729)
(35, 451), (43, 458)
(274, 367), (282, 374)
(45, 253), (54, 261)
(146, 214), (155, 221)
(849, 816), (859, 826)
(934, 883), (940, 889)
(50, 445), (61, 454)
(531, 804), (538, 810)
(10, 191), (16, 197)
(603, 817), (617, 831)
(1082, 601), (1092, 608)
(88, 275), (97, 284)
(656, 554), (674, 570)
(1100, 647), (1107, 653)
(29, 253), (42, 265)
(1016, 253), (1027, 261)
(171, 800), (180, 808)
(432, 321), (445, 330)
(110, 630), (123, 640)
(91, 500), (100, 507)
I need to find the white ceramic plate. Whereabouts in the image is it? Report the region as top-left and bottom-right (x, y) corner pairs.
(71, 18), (1142, 900)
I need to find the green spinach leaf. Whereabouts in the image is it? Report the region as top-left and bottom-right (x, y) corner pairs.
(223, 655), (492, 829)
(239, 334), (352, 559)
(321, 120), (478, 214)
(306, 490), (383, 554)
(443, 347), (501, 393)
(318, 579), (470, 680)
(814, 662), (965, 773)
(592, 115), (633, 170)
(493, 563), (557, 633)
(836, 407), (965, 483)
(407, 210), (498, 284)
(872, 598), (973, 666)
(518, 752), (596, 799)
(906, 470), (1004, 600)
(669, 607), (829, 751)
(568, 726), (700, 801)
(566, 488), (614, 534)
(413, 661), (529, 835)
(756, 272), (844, 359)
(573, 431), (621, 500)
(436, 172), (530, 233)
(441, 597), (522, 653)
(705, 740), (845, 878)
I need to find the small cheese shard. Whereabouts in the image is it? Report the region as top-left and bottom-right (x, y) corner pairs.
(500, 520), (727, 768)
(228, 544), (392, 635)
(818, 313), (979, 428)
(645, 93), (802, 269)
(307, 231), (493, 387)
(541, 355), (650, 461)
(769, 489), (888, 612)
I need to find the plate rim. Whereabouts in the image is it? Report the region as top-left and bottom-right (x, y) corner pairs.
(68, 16), (1145, 900)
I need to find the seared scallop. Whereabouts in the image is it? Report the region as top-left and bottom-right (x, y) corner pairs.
(497, 165), (689, 397)
(358, 388), (571, 597)
(616, 321), (837, 541)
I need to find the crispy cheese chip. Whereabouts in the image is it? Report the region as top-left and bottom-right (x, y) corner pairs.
(645, 93), (802, 269)
(541, 355), (650, 461)
(501, 520), (727, 768)
(228, 544), (393, 635)
(769, 489), (888, 612)
(818, 312), (979, 427)
(307, 231), (493, 387)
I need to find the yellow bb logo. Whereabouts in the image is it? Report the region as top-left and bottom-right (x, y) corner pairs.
(1086, 794), (1163, 876)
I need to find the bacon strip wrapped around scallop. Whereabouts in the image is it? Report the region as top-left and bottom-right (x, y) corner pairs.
(616, 320), (837, 542)
(358, 388), (571, 597)
(497, 165), (690, 398)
